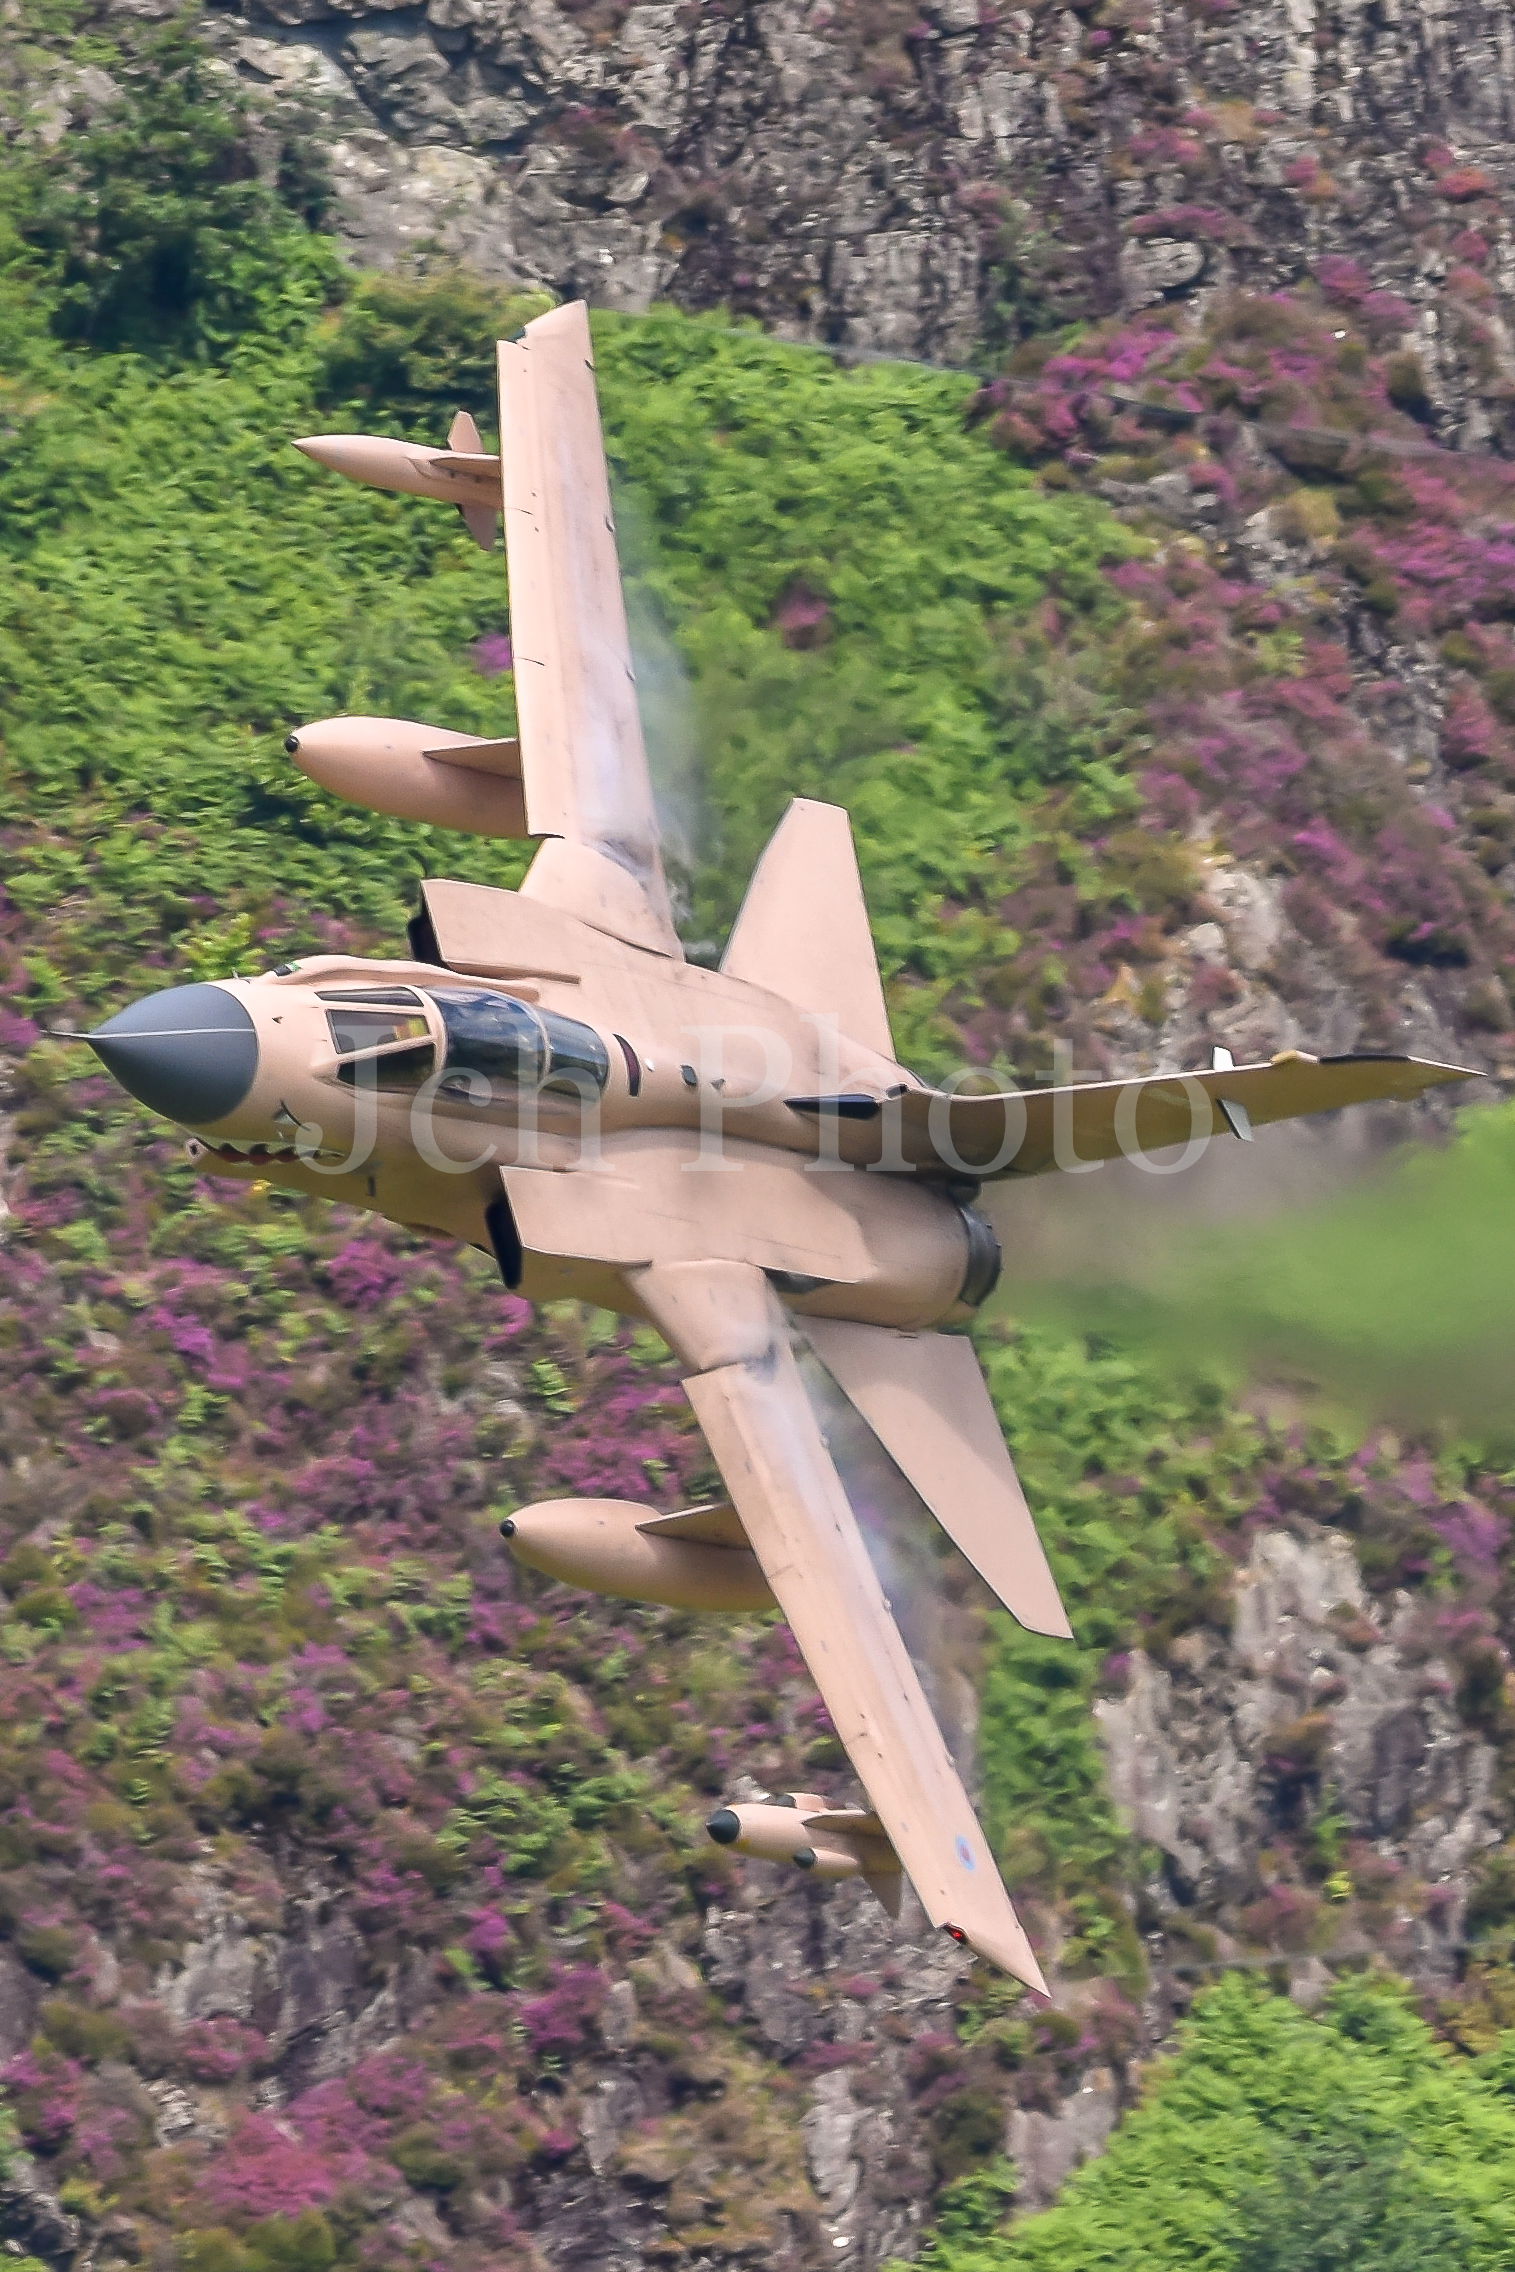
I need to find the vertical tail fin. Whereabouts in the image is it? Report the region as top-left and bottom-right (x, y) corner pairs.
(720, 799), (894, 1060)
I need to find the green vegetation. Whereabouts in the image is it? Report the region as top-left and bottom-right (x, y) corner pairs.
(1019, 1092), (1515, 1444)
(907, 1975), (1515, 2271)
(973, 1321), (1246, 1966)
(0, 28), (1173, 2255)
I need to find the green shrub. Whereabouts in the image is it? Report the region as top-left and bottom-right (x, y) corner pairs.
(906, 1976), (1515, 2271)
(6, 24), (339, 359)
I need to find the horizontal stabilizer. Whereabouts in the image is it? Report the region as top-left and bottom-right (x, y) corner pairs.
(803, 1319), (1071, 1639)
(790, 1051), (1478, 1179)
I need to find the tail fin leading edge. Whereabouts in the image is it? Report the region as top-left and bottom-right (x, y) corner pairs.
(721, 799), (895, 1061)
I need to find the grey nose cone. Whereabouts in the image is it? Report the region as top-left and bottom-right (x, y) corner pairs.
(89, 983), (258, 1127)
(706, 1809), (740, 1846)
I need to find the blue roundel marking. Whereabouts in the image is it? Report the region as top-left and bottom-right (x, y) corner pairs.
(954, 1834), (976, 1872)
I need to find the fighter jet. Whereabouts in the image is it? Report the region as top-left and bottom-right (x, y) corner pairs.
(87, 302), (1473, 1996)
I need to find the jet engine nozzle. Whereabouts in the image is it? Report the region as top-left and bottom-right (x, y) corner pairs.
(88, 983), (258, 1130)
(500, 1498), (775, 1613)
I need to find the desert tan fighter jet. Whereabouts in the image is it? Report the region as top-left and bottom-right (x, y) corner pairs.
(87, 303), (1474, 1996)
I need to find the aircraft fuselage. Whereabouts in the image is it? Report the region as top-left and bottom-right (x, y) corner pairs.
(94, 935), (1000, 1339)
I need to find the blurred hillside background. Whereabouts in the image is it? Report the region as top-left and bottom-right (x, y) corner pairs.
(4, 5), (1515, 2268)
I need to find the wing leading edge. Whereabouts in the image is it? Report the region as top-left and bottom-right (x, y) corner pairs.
(647, 1263), (1047, 1994)
(290, 301), (680, 959)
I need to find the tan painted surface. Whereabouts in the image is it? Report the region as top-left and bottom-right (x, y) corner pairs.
(498, 304), (680, 957)
(291, 432), (501, 507)
(92, 297), (1477, 1996)
(637, 1502), (747, 1548)
(801, 1052), (1475, 1177)
(287, 716), (526, 836)
(681, 1272), (1049, 1993)
(502, 1134), (876, 1279)
(721, 797), (896, 1061)
(505, 1496), (773, 1611)
(803, 1320), (1071, 1639)
(717, 1801), (905, 1912)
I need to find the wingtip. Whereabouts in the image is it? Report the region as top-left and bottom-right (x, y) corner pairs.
(1426, 1059), (1486, 1084)
(521, 299), (592, 351)
(945, 1921), (1050, 1999)
(1010, 1941), (1050, 2000)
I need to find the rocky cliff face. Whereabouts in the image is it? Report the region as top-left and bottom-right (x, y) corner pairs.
(195, 0), (1515, 400)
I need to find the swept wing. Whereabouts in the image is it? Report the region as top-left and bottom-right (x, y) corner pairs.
(652, 1264), (1047, 1993)
(499, 303), (681, 959)
(792, 1050), (1475, 1177)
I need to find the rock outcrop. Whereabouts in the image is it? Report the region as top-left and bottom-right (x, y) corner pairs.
(188, 0), (1515, 409)
(1102, 1527), (1504, 1990)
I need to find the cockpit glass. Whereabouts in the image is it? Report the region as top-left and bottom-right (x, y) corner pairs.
(320, 991), (434, 1088)
(541, 1015), (612, 1096)
(433, 991), (609, 1098)
(326, 1006), (431, 1056)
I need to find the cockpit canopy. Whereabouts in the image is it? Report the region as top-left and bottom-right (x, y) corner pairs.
(322, 989), (433, 1086)
(319, 985), (609, 1100)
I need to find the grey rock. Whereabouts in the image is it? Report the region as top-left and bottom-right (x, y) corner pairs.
(0, 1947), (39, 2060)
(1099, 1527), (1503, 1972)
(1119, 238), (1208, 308)
(0, 2156), (81, 2269)
(21, 0), (1507, 399)
(1007, 2068), (1119, 2213)
(1205, 865), (1287, 977)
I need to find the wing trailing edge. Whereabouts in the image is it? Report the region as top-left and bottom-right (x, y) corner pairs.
(791, 1051), (1478, 1178)
(685, 1341), (1048, 1992)
(499, 303), (681, 960)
